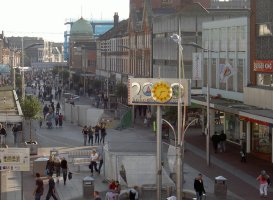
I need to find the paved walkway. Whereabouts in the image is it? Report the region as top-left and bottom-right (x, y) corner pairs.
(1, 99), (273, 199)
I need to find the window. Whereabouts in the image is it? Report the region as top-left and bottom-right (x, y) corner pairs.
(257, 23), (273, 36)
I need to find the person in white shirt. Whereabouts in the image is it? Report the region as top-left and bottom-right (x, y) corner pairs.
(90, 150), (99, 176)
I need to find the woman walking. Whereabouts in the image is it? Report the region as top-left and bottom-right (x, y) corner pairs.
(94, 123), (101, 144)
(100, 123), (107, 145)
(257, 170), (269, 198)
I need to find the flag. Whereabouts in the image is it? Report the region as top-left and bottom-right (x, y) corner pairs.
(219, 62), (236, 83)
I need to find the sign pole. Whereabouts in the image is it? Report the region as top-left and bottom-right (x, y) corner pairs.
(156, 105), (162, 200)
(21, 171), (23, 200)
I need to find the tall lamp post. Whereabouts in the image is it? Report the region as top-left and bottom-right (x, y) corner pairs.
(184, 41), (214, 166)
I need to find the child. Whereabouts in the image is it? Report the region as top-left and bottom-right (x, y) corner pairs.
(240, 150), (246, 163)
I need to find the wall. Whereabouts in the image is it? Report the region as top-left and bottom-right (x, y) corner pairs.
(244, 87), (273, 110)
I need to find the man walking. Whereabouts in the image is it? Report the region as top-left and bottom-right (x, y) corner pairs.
(60, 157), (68, 185)
(90, 149), (99, 176)
(33, 173), (44, 200)
(194, 173), (206, 200)
(45, 174), (58, 200)
(12, 124), (19, 146)
(82, 125), (88, 146)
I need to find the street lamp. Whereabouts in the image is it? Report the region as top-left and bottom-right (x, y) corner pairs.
(21, 38), (43, 99)
(185, 42), (214, 167)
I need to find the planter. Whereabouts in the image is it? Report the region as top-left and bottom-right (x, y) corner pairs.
(25, 141), (38, 155)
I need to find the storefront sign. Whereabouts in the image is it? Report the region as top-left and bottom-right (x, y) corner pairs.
(0, 148), (30, 171)
(240, 116), (269, 126)
(192, 53), (202, 81)
(253, 60), (273, 73)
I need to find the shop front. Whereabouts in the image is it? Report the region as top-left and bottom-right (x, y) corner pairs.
(254, 60), (273, 87)
(224, 113), (241, 144)
(240, 116), (273, 161)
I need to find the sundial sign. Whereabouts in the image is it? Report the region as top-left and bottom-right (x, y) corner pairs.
(128, 78), (191, 106)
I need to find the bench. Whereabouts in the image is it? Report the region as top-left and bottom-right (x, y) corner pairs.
(68, 150), (93, 163)
(73, 158), (90, 172)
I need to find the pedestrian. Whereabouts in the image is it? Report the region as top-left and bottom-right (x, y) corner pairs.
(146, 109), (152, 127)
(58, 113), (63, 127)
(114, 181), (121, 194)
(60, 157), (68, 185)
(219, 130), (227, 152)
(46, 156), (54, 176)
(55, 113), (59, 127)
(56, 102), (60, 114)
(89, 149), (99, 176)
(82, 125), (88, 146)
(257, 170), (269, 198)
(94, 191), (102, 200)
(128, 186), (139, 200)
(33, 173), (44, 200)
(88, 126), (94, 145)
(105, 191), (119, 200)
(98, 150), (104, 174)
(100, 123), (107, 145)
(194, 173), (206, 200)
(240, 150), (246, 163)
(94, 123), (101, 144)
(45, 174), (58, 200)
(12, 124), (19, 146)
(0, 123), (6, 144)
(39, 117), (43, 128)
(211, 132), (220, 153)
(54, 157), (61, 183)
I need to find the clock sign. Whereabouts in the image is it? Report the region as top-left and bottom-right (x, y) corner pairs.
(152, 81), (172, 103)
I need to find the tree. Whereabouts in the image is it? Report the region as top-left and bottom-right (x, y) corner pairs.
(115, 83), (128, 104)
(20, 96), (42, 142)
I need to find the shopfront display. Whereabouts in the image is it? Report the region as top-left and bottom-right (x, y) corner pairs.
(225, 113), (240, 144)
(251, 123), (272, 157)
(254, 60), (273, 87)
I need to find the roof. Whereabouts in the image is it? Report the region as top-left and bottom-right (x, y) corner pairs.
(192, 95), (273, 124)
(99, 19), (128, 40)
(70, 17), (93, 38)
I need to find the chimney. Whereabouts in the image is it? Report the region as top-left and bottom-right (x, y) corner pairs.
(114, 12), (119, 27)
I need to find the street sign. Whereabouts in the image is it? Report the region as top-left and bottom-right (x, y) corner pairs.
(0, 148), (30, 171)
(128, 78), (191, 106)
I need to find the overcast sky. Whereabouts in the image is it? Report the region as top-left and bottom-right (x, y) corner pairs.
(0, 0), (129, 42)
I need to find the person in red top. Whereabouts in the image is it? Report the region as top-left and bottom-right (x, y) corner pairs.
(256, 170), (269, 198)
(109, 180), (116, 190)
(58, 113), (63, 127)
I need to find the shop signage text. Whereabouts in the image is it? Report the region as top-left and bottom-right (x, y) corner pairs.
(254, 60), (273, 73)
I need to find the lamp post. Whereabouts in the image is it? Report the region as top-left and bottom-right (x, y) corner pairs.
(21, 38), (43, 99)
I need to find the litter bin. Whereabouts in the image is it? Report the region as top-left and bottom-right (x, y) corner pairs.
(214, 176), (227, 197)
(83, 176), (94, 198)
(33, 157), (49, 176)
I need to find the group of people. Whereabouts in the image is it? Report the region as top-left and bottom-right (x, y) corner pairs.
(42, 103), (63, 129)
(34, 156), (68, 200)
(211, 130), (227, 153)
(82, 122), (107, 146)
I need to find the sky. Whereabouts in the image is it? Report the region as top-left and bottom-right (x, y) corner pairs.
(0, 0), (129, 42)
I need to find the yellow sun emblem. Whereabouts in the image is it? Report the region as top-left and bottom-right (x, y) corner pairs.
(152, 81), (172, 103)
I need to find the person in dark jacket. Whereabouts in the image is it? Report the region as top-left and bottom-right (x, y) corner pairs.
(211, 132), (220, 153)
(60, 157), (68, 185)
(194, 173), (206, 200)
(219, 130), (227, 152)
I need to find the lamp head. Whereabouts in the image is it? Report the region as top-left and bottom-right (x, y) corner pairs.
(170, 34), (181, 45)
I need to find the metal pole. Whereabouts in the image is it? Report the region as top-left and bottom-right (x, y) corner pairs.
(21, 38), (25, 99)
(0, 171), (2, 200)
(206, 49), (211, 166)
(156, 105), (162, 200)
(176, 17), (183, 200)
(21, 171), (23, 200)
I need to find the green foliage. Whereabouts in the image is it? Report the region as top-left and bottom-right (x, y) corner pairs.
(91, 79), (102, 89)
(20, 96), (42, 120)
(62, 70), (70, 82)
(115, 83), (128, 98)
(163, 106), (177, 124)
(52, 67), (59, 75)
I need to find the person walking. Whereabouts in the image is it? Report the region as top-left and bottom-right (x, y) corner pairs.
(88, 126), (94, 145)
(82, 125), (88, 146)
(94, 123), (101, 144)
(257, 170), (269, 198)
(58, 113), (63, 127)
(94, 191), (102, 200)
(194, 173), (206, 200)
(54, 157), (61, 183)
(46, 156), (55, 176)
(98, 150), (104, 174)
(33, 173), (44, 200)
(55, 113), (59, 127)
(146, 109), (152, 127)
(211, 132), (220, 153)
(219, 130), (227, 152)
(90, 149), (99, 176)
(100, 123), (107, 145)
(12, 124), (19, 146)
(60, 157), (68, 185)
(45, 174), (58, 200)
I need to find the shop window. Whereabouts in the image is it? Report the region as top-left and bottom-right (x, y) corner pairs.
(225, 114), (240, 143)
(251, 123), (272, 155)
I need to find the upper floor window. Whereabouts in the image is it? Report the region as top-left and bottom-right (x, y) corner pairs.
(257, 23), (273, 37)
